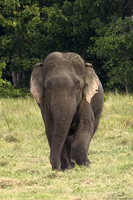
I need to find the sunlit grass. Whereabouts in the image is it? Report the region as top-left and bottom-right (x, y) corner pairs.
(0, 93), (133, 200)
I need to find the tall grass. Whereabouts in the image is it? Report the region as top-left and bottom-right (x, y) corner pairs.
(0, 93), (133, 200)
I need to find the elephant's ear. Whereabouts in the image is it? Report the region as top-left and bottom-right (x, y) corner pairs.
(83, 63), (99, 103)
(30, 63), (44, 104)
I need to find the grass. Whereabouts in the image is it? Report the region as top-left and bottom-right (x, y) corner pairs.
(0, 93), (133, 200)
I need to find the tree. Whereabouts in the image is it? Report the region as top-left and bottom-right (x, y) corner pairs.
(0, 0), (133, 92)
(88, 1), (133, 92)
(0, 62), (6, 87)
(0, 1), (42, 86)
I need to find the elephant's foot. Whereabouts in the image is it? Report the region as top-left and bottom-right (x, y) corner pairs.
(71, 144), (91, 167)
(71, 150), (91, 167)
(61, 159), (75, 170)
(61, 160), (75, 170)
(75, 157), (91, 167)
(51, 163), (61, 170)
(70, 160), (75, 168)
(61, 164), (71, 170)
(50, 155), (61, 170)
(61, 159), (69, 170)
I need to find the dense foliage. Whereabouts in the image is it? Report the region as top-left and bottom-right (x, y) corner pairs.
(0, 0), (133, 93)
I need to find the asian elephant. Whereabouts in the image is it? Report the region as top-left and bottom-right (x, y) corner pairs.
(30, 52), (104, 170)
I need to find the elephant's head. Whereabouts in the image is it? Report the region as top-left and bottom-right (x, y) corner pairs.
(30, 52), (99, 169)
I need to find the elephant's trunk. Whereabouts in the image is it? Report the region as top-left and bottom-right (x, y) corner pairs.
(50, 97), (76, 170)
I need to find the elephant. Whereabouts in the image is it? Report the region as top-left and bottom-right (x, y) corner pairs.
(30, 52), (104, 170)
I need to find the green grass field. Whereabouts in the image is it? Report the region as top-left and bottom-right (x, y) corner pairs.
(0, 93), (133, 200)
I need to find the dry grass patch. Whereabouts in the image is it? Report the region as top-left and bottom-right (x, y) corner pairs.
(0, 177), (21, 188)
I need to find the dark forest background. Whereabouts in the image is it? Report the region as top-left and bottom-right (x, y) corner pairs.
(0, 0), (133, 96)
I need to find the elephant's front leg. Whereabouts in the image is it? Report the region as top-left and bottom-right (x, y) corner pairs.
(71, 103), (94, 166)
(50, 120), (73, 170)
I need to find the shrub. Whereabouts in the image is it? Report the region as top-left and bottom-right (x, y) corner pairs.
(0, 80), (30, 98)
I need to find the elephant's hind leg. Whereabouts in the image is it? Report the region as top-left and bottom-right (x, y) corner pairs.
(61, 137), (75, 170)
(60, 141), (71, 170)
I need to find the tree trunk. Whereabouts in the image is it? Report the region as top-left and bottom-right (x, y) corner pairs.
(12, 71), (17, 85)
(17, 72), (21, 84)
(126, 0), (133, 17)
(124, 70), (129, 93)
(12, 71), (22, 85)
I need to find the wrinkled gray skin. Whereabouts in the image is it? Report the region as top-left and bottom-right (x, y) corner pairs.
(30, 52), (104, 170)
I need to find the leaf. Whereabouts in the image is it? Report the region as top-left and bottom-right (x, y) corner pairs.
(13, 10), (18, 15)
